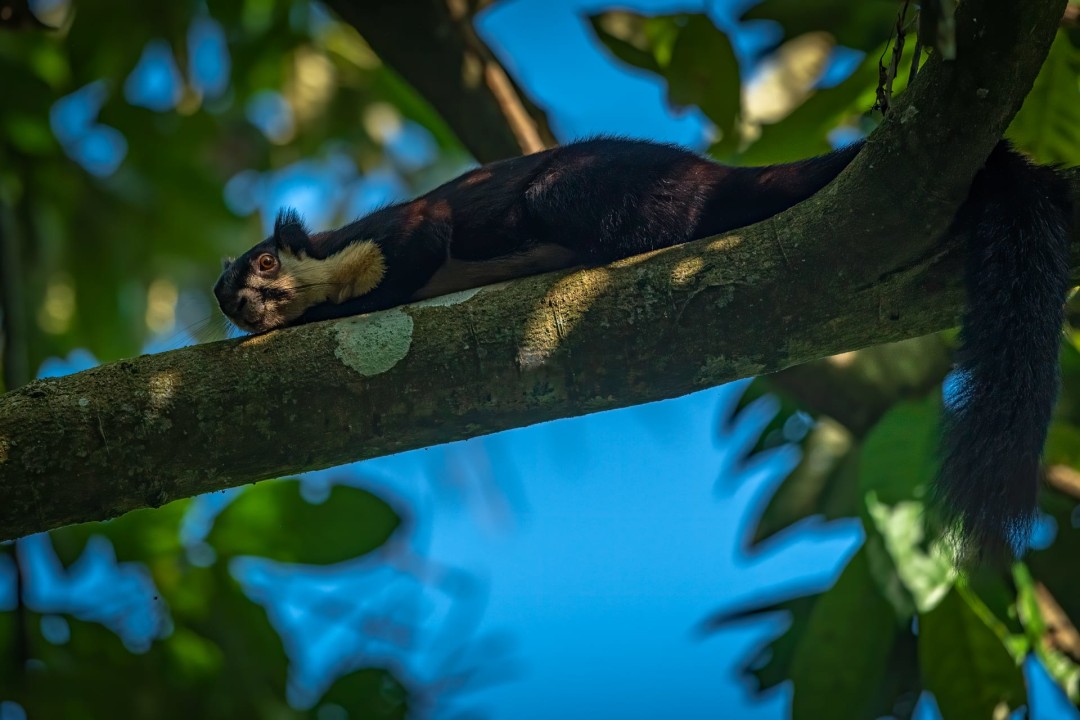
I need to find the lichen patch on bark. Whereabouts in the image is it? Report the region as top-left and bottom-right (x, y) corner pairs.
(333, 308), (414, 376)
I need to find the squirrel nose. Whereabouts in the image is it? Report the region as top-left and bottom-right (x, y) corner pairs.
(221, 295), (248, 317)
(213, 280), (247, 317)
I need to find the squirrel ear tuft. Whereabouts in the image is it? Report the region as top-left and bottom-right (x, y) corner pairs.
(274, 207), (307, 234)
(273, 207), (311, 252)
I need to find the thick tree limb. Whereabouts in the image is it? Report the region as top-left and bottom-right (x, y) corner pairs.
(2, 184), (1078, 541)
(0, 0), (1071, 540)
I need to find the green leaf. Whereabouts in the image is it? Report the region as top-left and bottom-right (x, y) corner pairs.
(711, 592), (819, 692)
(589, 13), (742, 152)
(1049, 336), (1080, 458)
(665, 15), (741, 154)
(742, 0), (899, 51)
(788, 549), (896, 720)
(736, 47), (881, 164)
(164, 626), (226, 683)
(1008, 31), (1080, 166)
(865, 494), (955, 613)
(750, 415), (860, 545)
(858, 395), (939, 505)
(586, 12), (688, 74)
(919, 586), (1026, 719)
(736, 33), (924, 165)
(3, 114), (56, 155)
(321, 668), (408, 720)
(35, 577), (300, 718)
(642, 15), (681, 67)
(208, 480), (399, 564)
(588, 13), (664, 76)
(1044, 423), (1080, 468)
(858, 395), (957, 628)
(48, 498), (188, 567)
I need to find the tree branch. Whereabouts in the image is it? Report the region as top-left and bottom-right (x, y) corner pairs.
(801, 0), (1067, 283)
(325, 0), (556, 163)
(0, 0), (1070, 540)
(2, 179), (1077, 540)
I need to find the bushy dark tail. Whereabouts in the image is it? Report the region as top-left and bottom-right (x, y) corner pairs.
(935, 142), (1073, 560)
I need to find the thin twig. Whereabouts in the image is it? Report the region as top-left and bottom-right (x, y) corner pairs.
(444, 0), (553, 154)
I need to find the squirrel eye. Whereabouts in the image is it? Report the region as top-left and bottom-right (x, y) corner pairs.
(257, 253), (277, 272)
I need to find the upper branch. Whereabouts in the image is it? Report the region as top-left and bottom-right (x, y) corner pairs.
(326, 0), (556, 162)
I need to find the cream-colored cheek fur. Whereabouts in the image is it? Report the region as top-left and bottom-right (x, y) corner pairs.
(272, 241), (387, 319)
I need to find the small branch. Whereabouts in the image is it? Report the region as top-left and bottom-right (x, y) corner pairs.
(443, 0), (554, 154)
(1035, 581), (1080, 662)
(1045, 464), (1080, 500)
(325, 0), (555, 162)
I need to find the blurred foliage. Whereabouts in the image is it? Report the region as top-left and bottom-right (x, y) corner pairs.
(206, 483), (398, 565)
(589, 12), (742, 155)
(0, 481), (406, 718)
(1008, 30), (1080, 165)
(1, 0), (1079, 718)
(0, 0), (466, 384)
(0, 0), (463, 715)
(587, 3), (1080, 718)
